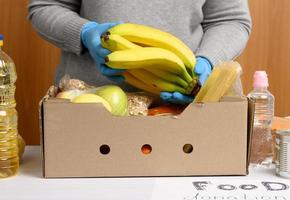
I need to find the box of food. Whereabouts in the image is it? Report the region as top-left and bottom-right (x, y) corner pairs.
(39, 86), (254, 178)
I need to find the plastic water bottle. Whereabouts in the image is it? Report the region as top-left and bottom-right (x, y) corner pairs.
(0, 35), (19, 178)
(247, 71), (274, 165)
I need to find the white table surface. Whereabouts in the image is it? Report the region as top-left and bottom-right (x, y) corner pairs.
(1, 146), (290, 200)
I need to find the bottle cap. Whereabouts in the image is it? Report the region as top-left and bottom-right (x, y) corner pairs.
(253, 71), (269, 89)
(0, 34), (3, 47)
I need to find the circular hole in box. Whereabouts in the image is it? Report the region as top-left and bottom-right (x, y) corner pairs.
(141, 144), (152, 155)
(100, 144), (110, 155)
(183, 144), (193, 154)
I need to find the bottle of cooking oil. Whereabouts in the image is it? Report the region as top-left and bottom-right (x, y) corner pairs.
(0, 35), (19, 178)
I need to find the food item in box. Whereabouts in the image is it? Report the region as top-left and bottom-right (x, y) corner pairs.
(127, 92), (154, 116)
(56, 89), (85, 100)
(59, 74), (92, 91)
(95, 85), (128, 116)
(72, 94), (112, 112)
(224, 73), (244, 97)
(62, 85), (128, 116)
(57, 76), (129, 116)
(148, 105), (185, 116)
(194, 61), (242, 103)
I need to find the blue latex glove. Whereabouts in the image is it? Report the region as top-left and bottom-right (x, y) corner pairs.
(81, 21), (125, 83)
(194, 56), (212, 86)
(160, 56), (212, 104)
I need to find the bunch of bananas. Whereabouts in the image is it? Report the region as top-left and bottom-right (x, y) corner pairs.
(101, 23), (200, 96)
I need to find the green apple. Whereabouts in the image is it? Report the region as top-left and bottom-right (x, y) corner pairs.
(95, 85), (128, 116)
(72, 93), (112, 113)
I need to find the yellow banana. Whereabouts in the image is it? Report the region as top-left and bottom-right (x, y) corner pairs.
(107, 23), (196, 71)
(123, 71), (161, 95)
(101, 34), (196, 94)
(102, 35), (193, 86)
(145, 68), (189, 88)
(101, 34), (141, 51)
(105, 47), (193, 83)
(128, 68), (188, 94)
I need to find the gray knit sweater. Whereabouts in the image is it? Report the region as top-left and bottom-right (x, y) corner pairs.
(28, 0), (252, 88)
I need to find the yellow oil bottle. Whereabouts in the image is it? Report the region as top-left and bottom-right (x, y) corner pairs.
(0, 35), (19, 178)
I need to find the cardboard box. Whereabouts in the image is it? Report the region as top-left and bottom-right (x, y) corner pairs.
(39, 86), (254, 178)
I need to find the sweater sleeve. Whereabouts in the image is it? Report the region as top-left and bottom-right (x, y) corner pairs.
(28, 0), (89, 55)
(195, 0), (252, 66)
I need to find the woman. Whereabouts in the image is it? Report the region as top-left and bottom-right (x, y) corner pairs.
(28, 0), (252, 104)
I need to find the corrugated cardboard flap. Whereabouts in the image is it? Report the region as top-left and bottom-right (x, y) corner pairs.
(246, 97), (255, 174)
(39, 86), (59, 177)
(221, 96), (255, 174)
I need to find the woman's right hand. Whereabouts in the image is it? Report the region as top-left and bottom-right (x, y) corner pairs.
(81, 21), (125, 83)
